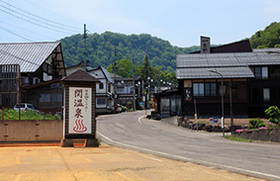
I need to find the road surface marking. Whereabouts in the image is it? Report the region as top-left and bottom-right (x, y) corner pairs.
(97, 132), (113, 142)
(137, 116), (145, 124)
(99, 132), (280, 180)
(139, 154), (163, 162)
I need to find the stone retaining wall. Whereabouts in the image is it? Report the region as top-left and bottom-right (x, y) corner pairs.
(234, 128), (280, 143)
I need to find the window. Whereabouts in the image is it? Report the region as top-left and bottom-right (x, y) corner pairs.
(99, 82), (104, 89)
(255, 67), (262, 79)
(108, 84), (111, 93)
(193, 83), (204, 97)
(97, 98), (106, 105)
(262, 67), (268, 79)
(40, 94), (50, 102)
(52, 93), (62, 102)
(251, 67), (268, 79)
(205, 83), (216, 96)
(263, 88), (270, 101)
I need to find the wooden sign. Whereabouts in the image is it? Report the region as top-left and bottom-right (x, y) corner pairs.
(69, 87), (92, 134)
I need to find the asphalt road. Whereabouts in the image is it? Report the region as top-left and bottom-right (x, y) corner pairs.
(97, 111), (280, 181)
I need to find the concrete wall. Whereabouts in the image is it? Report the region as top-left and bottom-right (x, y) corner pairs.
(0, 120), (62, 142)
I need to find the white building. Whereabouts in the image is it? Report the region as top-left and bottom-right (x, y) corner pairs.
(88, 66), (115, 114)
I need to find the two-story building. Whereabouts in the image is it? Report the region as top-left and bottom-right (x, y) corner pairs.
(176, 49), (280, 118)
(88, 66), (115, 114)
(0, 42), (66, 113)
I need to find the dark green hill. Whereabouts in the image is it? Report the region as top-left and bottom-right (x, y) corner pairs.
(60, 31), (199, 71)
(250, 22), (280, 49)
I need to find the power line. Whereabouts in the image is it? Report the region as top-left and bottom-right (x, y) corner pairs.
(0, 7), (70, 34)
(0, 0), (79, 31)
(0, 25), (32, 41)
(0, 20), (53, 40)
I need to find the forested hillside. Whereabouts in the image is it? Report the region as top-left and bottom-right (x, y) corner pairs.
(60, 32), (199, 72)
(250, 22), (280, 49)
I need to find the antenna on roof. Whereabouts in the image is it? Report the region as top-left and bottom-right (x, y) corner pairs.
(82, 24), (88, 71)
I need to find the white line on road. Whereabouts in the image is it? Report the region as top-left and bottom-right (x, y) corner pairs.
(98, 132), (280, 180)
(137, 116), (145, 124)
(139, 154), (163, 162)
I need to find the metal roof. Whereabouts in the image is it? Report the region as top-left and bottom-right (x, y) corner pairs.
(176, 67), (255, 79)
(253, 48), (280, 53)
(0, 42), (60, 73)
(100, 66), (113, 83)
(176, 51), (280, 79)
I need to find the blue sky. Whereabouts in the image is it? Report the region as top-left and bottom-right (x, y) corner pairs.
(0, 0), (280, 47)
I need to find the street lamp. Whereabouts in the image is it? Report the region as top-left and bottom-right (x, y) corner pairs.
(208, 69), (225, 137)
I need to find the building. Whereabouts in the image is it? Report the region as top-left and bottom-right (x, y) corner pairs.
(176, 50), (280, 118)
(154, 37), (280, 119)
(191, 39), (252, 54)
(65, 64), (115, 114)
(88, 66), (115, 114)
(114, 76), (144, 109)
(0, 42), (65, 111)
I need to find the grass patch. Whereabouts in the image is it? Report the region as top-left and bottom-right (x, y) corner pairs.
(225, 135), (253, 142)
(0, 108), (61, 120)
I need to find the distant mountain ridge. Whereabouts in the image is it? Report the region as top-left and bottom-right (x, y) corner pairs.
(250, 22), (280, 49)
(60, 31), (200, 72)
(60, 22), (280, 71)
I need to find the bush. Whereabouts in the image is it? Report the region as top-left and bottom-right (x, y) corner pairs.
(1, 109), (61, 120)
(248, 118), (266, 129)
(265, 106), (280, 126)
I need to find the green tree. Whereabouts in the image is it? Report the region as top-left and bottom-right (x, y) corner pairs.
(60, 32), (193, 70)
(107, 59), (133, 78)
(250, 22), (280, 49)
(138, 54), (150, 84)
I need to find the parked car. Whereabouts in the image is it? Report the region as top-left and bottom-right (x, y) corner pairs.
(116, 104), (122, 113)
(14, 103), (40, 113)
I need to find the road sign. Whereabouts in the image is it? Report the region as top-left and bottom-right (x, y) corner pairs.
(209, 117), (213, 124)
(209, 117), (219, 124)
(213, 117), (218, 123)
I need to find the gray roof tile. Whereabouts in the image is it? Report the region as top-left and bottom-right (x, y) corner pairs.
(176, 51), (280, 79)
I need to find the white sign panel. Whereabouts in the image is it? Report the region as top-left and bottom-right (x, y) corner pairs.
(69, 87), (92, 134)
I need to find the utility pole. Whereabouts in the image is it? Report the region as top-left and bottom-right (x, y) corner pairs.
(83, 24), (87, 72)
(229, 81), (234, 126)
(132, 58), (136, 111)
(113, 46), (117, 113)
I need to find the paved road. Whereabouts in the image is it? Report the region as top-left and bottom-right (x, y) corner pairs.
(97, 111), (280, 181)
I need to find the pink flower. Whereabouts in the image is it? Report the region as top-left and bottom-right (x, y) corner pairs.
(259, 127), (267, 130)
(235, 129), (243, 134)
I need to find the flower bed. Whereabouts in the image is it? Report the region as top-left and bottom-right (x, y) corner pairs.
(233, 127), (280, 143)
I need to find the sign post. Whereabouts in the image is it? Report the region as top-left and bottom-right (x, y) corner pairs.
(60, 70), (99, 147)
